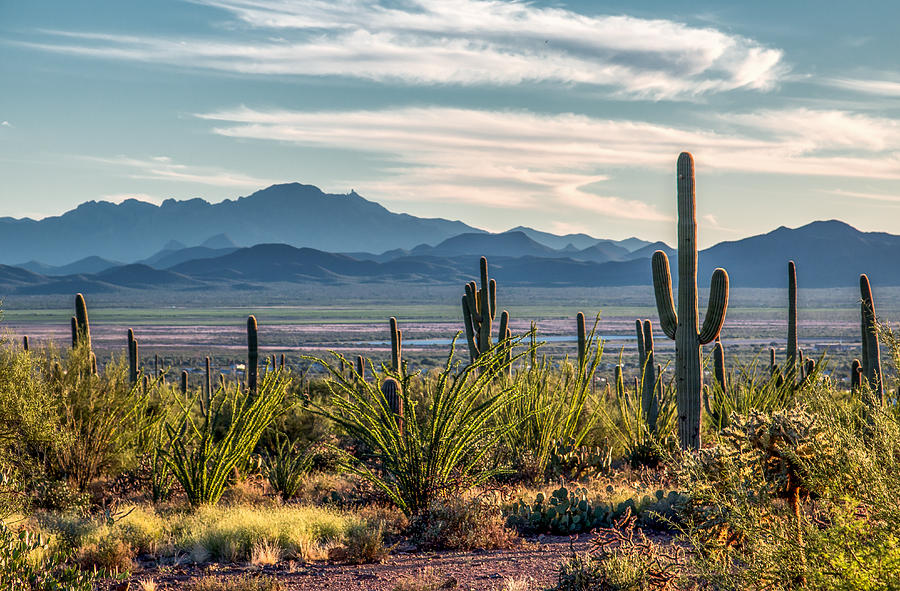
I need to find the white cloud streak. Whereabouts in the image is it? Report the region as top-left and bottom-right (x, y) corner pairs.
(826, 77), (900, 97)
(82, 155), (276, 188)
(22, 0), (786, 99)
(192, 105), (900, 219)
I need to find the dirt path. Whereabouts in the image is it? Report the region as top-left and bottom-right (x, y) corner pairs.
(104, 535), (600, 590)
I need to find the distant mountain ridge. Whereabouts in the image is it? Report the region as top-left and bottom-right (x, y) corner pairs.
(0, 184), (482, 265)
(0, 219), (898, 294)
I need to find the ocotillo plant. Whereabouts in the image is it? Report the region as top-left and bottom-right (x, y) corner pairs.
(461, 256), (510, 363)
(381, 377), (404, 434)
(389, 317), (402, 373)
(247, 315), (259, 395)
(651, 152), (730, 450)
(74, 293), (91, 350)
(860, 274), (884, 403)
(127, 329), (139, 384)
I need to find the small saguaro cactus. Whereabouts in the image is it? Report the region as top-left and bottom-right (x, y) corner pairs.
(204, 356), (212, 413)
(381, 377), (404, 434)
(850, 358), (861, 390)
(74, 293), (91, 350)
(22, 336), (28, 351)
(859, 274), (884, 403)
(636, 319), (659, 433)
(389, 317), (402, 373)
(127, 329), (139, 384)
(461, 256), (510, 363)
(247, 315), (259, 395)
(280, 353), (286, 371)
(356, 354), (366, 382)
(181, 370), (188, 395)
(576, 312), (587, 368)
(713, 339), (727, 394)
(651, 152), (730, 451)
(142, 374), (149, 396)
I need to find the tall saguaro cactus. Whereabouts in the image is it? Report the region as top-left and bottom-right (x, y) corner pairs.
(389, 317), (402, 373)
(247, 315), (259, 395)
(461, 256), (509, 363)
(859, 274), (884, 403)
(787, 261), (799, 377)
(651, 152), (730, 450)
(576, 312), (587, 369)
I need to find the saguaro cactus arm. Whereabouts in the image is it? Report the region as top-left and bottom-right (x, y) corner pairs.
(698, 269), (730, 345)
(651, 251), (677, 340)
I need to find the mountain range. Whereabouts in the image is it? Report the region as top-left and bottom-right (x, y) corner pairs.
(0, 184), (895, 293)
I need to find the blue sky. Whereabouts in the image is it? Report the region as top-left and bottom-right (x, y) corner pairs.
(2, 0), (900, 247)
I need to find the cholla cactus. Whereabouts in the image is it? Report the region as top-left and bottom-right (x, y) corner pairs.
(652, 153), (729, 450)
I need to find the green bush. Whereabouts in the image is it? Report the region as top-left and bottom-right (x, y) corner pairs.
(258, 433), (314, 500)
(164, 370), (293, 507)
(0, 522), (95, 591)
(309, 335), (530, 516)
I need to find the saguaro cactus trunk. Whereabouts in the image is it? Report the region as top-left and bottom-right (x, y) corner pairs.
(860, 274), (884, 404)
(651, 153), (730, 450)
(787, 261), (799, 379)
(127, 329), (138, 384)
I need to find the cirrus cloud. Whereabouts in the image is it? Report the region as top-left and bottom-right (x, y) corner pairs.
(19, 0), (786, 100)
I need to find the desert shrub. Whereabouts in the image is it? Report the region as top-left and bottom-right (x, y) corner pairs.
(549, 511), (683, 591)
(702, 355), (801, 431)
(309, 334), (531, 516)
(393, 567), (458, 591)
(47, 344), (155, 490)
(258, 432), (314, 499)
(499, 318), (606, 479)
(678, 381), (900, 590)
(164, 370), (293, 506)
(75, 535), (135, 573)
(408, 497), (518, 551)
(0, 522), (95, 591)
(329, 520), (392, 564)
(602, 357), (677, 468)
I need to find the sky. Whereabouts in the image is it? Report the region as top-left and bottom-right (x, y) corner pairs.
(2, 1), (900, 248)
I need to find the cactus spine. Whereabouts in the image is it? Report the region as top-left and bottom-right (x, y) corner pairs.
(247, 315), (258, 395)
(389, 317), (402, 373)
(651, 152), (730, 450)
(127, 329), (138, 384)
(381, 377), (404, 434)
(461, 256), (509, 363)
(859, 274), (884, 403)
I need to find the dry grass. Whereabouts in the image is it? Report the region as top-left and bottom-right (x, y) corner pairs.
(185, 574), (283, 591)
(393, 567), (458, 591)
(250, 539), (282, 566)
(137, 578), (159, 591)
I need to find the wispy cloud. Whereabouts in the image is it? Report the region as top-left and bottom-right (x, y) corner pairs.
(827, 188), (900, 203)
(20, 0), (786, 100)
(0, 121), (11, 128)
(195, 105), (900, 219)
(826, 77), (900, 97)
(82, 155), (276, 188)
